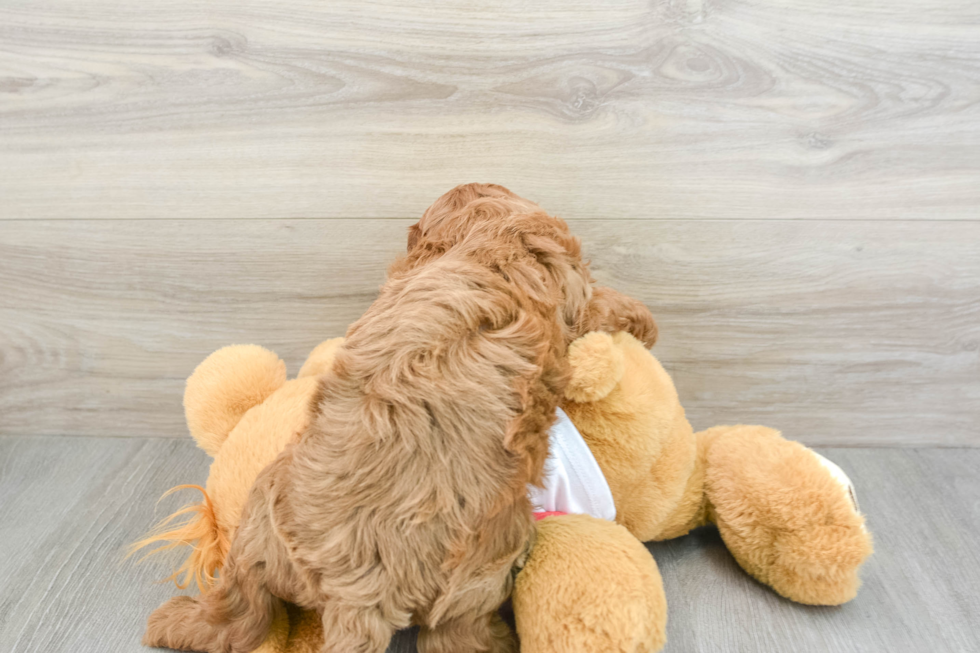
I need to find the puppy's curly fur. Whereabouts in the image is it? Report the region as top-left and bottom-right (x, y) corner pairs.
(142, 184), (657, 653)
(397, 183), (657, 348)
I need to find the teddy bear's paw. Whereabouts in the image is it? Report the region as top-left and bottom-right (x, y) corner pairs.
(811, 450), (861, 515)
(717, 514), (873, 606)
(565, 332), (625, 403)
(767, 456), (873, 605)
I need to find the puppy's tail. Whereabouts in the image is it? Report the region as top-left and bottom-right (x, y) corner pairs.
(129, 484), (230, 592)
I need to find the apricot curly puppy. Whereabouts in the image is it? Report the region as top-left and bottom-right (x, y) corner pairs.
(143, 185), (657, 653)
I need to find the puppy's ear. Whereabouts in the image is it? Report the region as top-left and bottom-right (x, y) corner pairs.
(407, 223), (422, 252)
(490, 304), (564, 486)
(583, 286), (658, 348)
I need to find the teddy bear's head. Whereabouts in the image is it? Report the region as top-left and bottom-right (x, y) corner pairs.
(561, 331), (699, 542)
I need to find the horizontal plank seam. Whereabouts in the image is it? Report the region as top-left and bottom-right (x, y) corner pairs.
(2, 217), (980, 223)
(0, 434), (976, 449)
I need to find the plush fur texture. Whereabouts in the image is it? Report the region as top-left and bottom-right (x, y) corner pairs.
(564, 330), (626, 403)
(698, 425), (873, 605)
(184, 345), (288, 458)
(561, 331), (874, 608)
(140, 185), (658, 653)
(562, 331), (700, 543)
(513, 514), (666, 653)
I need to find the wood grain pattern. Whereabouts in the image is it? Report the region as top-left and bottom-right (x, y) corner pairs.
(1, 436), (978, 652)
(1, 218), (977, 446)
(1, 0), (979, 220)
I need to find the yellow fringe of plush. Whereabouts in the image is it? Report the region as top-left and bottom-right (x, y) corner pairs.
(128, 484), (230, 592)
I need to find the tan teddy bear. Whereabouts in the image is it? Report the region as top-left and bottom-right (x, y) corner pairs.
(514, 331), (872, 652)
(137, 332), (871, 653)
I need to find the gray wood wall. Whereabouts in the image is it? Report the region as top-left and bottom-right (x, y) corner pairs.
(1, 0), (978, 446)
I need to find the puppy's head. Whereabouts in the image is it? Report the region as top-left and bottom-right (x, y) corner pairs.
(393, 184), (537, 274)
(408, 182), (537, 251)
(396, 183), (657, 348)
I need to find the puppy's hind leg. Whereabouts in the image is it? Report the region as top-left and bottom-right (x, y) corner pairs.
(418, 611), (517, 653)
(143, 554), (283, 653)
(143, 471), (286, 653)
(319, 602), (397, 653)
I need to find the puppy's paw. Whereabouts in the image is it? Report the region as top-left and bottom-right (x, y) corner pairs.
(143, 595), (198, 650)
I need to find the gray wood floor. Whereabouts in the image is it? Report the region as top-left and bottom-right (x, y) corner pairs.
(0, 436), (976, 653)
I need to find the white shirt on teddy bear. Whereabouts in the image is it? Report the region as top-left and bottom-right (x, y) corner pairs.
(528, 407), (617, 522)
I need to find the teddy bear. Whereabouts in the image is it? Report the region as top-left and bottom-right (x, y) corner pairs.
(136, 332), (871, 653)
(513, 330), (872, 652)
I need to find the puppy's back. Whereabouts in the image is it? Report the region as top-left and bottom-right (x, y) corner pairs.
(278, 250), (557, 624)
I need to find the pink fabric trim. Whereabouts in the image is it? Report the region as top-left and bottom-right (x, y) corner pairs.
(533, 511), (567, 521)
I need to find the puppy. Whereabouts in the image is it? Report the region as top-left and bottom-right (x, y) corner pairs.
(143, 187), (656, 653)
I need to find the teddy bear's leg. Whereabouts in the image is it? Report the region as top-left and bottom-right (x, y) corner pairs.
(513, 514), (667, 653)
(417, 610), (516, 653)
(698, 426), (873, 605)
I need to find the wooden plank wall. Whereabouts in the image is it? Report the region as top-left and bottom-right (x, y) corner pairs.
(1, 0), (978, 445)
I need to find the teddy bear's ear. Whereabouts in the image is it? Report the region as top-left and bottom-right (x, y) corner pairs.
(297, 338), (345, 379)
(184, 345), (287, 457)
(564, 332), (625, 403)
